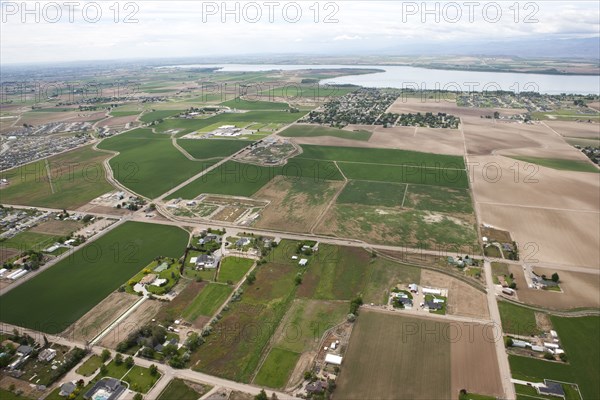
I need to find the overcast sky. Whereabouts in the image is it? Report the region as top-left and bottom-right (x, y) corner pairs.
(1, 1), (599, 64)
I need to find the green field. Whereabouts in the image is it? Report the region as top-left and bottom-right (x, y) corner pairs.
(157, 379), (212, 400)
(110, 110), (141, 117)
(139, 109), (184, 123)
(167, 157), (343, 199)
(177, 139), (252, 159)
(0, 222), (189, 333)
(403, 185), (474, 213)
(221, 98), (290, 110)
(123, 365), (161, 393)
(1, 231), (59, 252)
(337, 180), (406, 207)
(217, 257), (254, 284)
(182, 283), (232, 321)
(254, 347), (300, 388)
(279, 125), (372, 141)
(261, 85), (357, 99)
(509, 156), (599, 173)
(97, 128), (217, 198)
(0, 389), (33, 400)
(0, 146), (114, 208)
(498, 301), (540, 336)
(76, 355), (104, 377)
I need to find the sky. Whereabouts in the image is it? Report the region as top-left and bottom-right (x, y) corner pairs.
(1, 0), (599, 64)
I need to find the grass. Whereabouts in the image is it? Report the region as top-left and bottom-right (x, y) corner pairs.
(498, 301), (540, 336)
(509, 156), (598, 173)
(123, 365), (161, 393)
(279, 125), (372, 141)
(337, 180), (406, 207)
(217, 257), (254, 284)
(76, 355), (104, 377)
(0, 145), (113, 209)
(1, 231), (59, 252)
(177, 139), (251, 159)
(361, 258), (421, 304)
(139, 109), (184, 123)
(0, 389), (34, 400)
(157, 379), (212, 400)
(0, 222), (189, 333)
(254, 347), (300, 388)
(103, 359), (131, 379)
(97, 128), (218, 198)
(182, 283), (233, 321)
(167, 157), (343, 199)
(110, 110), (141, 117)
(221, 98), (290, 110)
(403, 185), (474, 214)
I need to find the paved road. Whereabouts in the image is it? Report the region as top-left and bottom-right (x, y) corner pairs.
(483, 260), (516, 400)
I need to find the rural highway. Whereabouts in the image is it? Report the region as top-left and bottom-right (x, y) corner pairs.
(483, 260), (517, 400)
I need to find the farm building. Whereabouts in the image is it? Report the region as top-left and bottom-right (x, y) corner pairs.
(537, 380), (565, 399)
(325, 354), (343, 365)
(512, 339), (531, 348)
(299, 258), (308, 266)
(531, 345), (545, 352)
(422, 287), (442, 296)
(409, 283), (418, 293)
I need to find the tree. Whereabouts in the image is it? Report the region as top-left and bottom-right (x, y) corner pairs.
(246, 271), (256, 285)
(543, 352), (554, 360)
(350, 296), (363, 314)
(551, 273), (560, 283)
(114, 353), (123, 365)
(559, 353), (568, 362)
(347, 313), (356, 322)
(255, 389), (268, 400)
(149, 364), (158, 376)
(133, 394), (143, 400)
(101, 349), (111, 362)
(125, 356), (134, 368)
(504, 337), (513, 347)
(509, 282), (517, 290)
(100, 364), (108, 375)
(294, 273), (302, 285)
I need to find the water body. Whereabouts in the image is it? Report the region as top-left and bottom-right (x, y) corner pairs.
(161, 63), (600, 95)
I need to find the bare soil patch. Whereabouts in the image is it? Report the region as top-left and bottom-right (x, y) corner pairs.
(99, 299), (163, 349)
(97, 115), (139, 127)
(545, 120), (600, 139)
(63, 291), (138, 342)
(213, 206), (246, 222)
(0, 247), (20, 263)
(29, 219), (82, 235)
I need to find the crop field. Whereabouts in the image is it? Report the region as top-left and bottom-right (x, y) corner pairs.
(0, 145), (114, 209)
(260, 85), (357, 99)
(177, 139), (252, 159)
(221, 98), (290, 110)
(181, 283), (233, 322)
(336, 311), (452, 400)
(139, 109), (184, 123)
(217, 257), (254, 284)
(0, 222), (189, 334)
(337, 180), (406, 207)
(279, 124), (372, 141)
(97, 128), (218, 198)
(1, 231), (59, 252)
(254, 347), (300, 388)
(109, 110), (141, 117)
(498, 301), (541, 336)
(167, 157), (343, 199)
(403, 185), (474, 214)
(509, 156), (598, 173)
(253, 176), (344, 232)
(510, 317), (599, 399)
(191, 244), (299, 382)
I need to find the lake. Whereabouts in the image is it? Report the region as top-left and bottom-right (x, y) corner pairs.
(161, 63), (600, 95)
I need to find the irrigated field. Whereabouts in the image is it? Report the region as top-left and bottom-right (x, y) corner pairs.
(181, 283), (233, 323)
(0, 222), (189, 333)
(0, 145), (113, 209)
(97, 128), (218, 198)
(217, 257), (254, 284)
(279, 124), (372, 141)
(177, 139), (252, 160)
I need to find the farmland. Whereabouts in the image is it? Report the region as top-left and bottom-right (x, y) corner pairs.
(177, 139), (252, 159)
(1, 231), (59, 252)
(221, 98), (290, 110)
(509, 156), (598, 173)
(182, 283), (233, 322)
(97, 128), (218, 198)
(254, 348), (300, 388)
(498, 301), (541, 336)
(139, 109), (184, 123)
(0, 222), (189, 333)
(0, 145), (113, 209)
(337, 180), (406, 207)
(509, 316), (599, 399)
(279, 124), (372, 141)
(217, 257), (254, 284)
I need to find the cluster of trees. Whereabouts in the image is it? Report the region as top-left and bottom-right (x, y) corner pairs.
(396, 112), (460, 129)
(47, 347), (87, 385)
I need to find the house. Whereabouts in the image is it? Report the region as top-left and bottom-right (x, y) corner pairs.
(16, 345), (33, 357)
(139, 274), (157, 285)
(236, 237), (251, 247)
(537, 380), (565, 399)
(59, 382), (76, 397)
(199, 234), (222, 245)
(425, 301), (443, 311)
(38, 348), (57, 362)
(196, 254), (220, 269)
(298, 258), (308, 267)
(305, 381), (325, 394)
(324, 354), (343, 365)
(84, 377), (126, 400)
(409, 283), (418, 293)
(396, 296), (413, 308)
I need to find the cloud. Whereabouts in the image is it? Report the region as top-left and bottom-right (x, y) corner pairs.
(333, 35), (362, 41)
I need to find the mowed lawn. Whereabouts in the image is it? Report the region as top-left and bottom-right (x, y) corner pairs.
(0, 145), (114, 209)
(97, 128), (217, 198)
(336, 311), (451, 400)
(217, 257), (254, 284)
(177, 139), (252, 160)
(0, 222), (189, 334)
(254, 347), (300, 388)
(510, 316), (599, 400)
(279, 125), (373, 141)
(182, 283), (233, 321)
(157, 379), (212, 400)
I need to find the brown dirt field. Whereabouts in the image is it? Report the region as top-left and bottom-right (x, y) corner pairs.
(97, 115), (139, 127)
(0, 375), (49, 399)
(63, 291), (138, 342)
(508, 264), (600, 309)
(213, 206), (246, 222)
(470, 155), (600, 211)
(76, 204), (132, 216)
(544, 120), (600, 139)
(192, 315), (211, 330)
(450, 322), (504, 399)
(29, 219), (82, 235)
(497, 146), (591, 162)
(286, 351), (316, 390)
(253, 175), (343, 233)
(99, 299), (163, 349)
(19, 111), (86, 125)
(387, 97), (525, 118)
(0, 247), (20, 263)
(535, 313), (553, 331)
(420, 270), (490, 320)
(479, 204), (599, 270)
